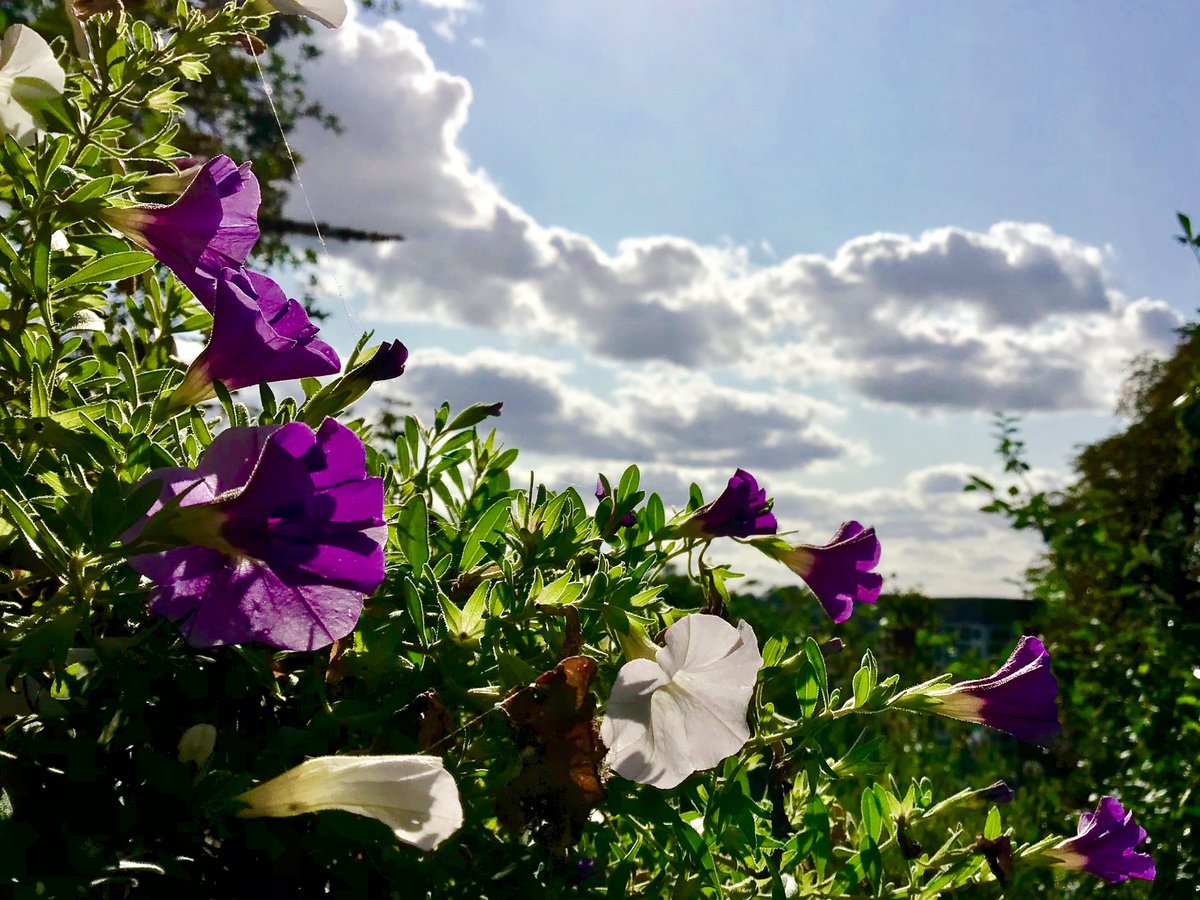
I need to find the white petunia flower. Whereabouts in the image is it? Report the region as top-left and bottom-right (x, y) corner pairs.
(237, 755), (464, 851)
(266, 0), (348, 29)
(0, 25), (66, 145)
(601, 613), (762, 789)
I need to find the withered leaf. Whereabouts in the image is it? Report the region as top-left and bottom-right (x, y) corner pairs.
(973, 835), (1014, 885)
(496, 655), (605, 847)
(413, 690), (452, 752)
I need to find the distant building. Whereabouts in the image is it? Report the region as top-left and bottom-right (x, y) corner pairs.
(928, 596), (1041, 662)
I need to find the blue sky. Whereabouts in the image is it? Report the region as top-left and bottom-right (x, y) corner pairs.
(420, 1), (1200, 301)
(279, 2), (1200, 595)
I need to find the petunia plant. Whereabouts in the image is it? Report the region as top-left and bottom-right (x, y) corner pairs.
(0, 4), (1157, 898)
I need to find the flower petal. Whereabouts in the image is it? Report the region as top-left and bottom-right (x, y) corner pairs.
(238, 755), (463, 851)
(267, 0), (348, 28)
(602, 616), (762, 789)
(1, 25), (66, 101)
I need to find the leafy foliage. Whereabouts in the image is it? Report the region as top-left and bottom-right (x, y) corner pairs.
(971, 301), (1200, 895)
(0, 4), (1157, 897)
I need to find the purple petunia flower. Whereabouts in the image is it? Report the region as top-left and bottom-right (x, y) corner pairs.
(760, 521), (882, 623)
(675, 469), (777, 539)
(101, 155), (260, 309)
(927, 636), (1061, 744)
(170, 268), (340, 406)
(1048, 797), (1155, 883)
(127, 420), (385, 650)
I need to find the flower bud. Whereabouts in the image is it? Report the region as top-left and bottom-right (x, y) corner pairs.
(178, 724), (217, 765)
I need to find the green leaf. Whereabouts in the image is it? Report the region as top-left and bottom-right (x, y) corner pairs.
(796, 659), (819, 719)
(403, 578), (428, 646)
(55, 252), (156, 291)
(456, 582), (489, 640)
(617, 464), (640, 499)
(857, 836), (884, 893)
(63, 175), (117, 206)
(984, 805), (1002, 840)
(629, 584), (667, 608)
(533, 571), (584, 606)
(437, 591), (463, 635)
(860, 789), (884, 842)
(487, 446), (518, 473)
(460, 497), (509, 570)
(852, 661), (876, 709)
(396, 495), (430, 570)
(32, 236), (50, 298)
(259, 382), (277, 419)
(645, 492), (665, 533)
(0, 488), (66, 566)
(804, 636), (829, 710)
(799, 793), (833, 880)
(29, 363), (49, 418)
(446, 401), (502, 432)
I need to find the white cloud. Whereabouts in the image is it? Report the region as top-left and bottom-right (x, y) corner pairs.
(413, 0), (481, 43)
(389, 348), (858, 473)
(289, 15), (1181, 414)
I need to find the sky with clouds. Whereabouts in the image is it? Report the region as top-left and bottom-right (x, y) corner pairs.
(273, 1), (1200, 596)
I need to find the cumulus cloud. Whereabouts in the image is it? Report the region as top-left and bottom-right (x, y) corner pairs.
(288, 14), (1181, 414)
(388, 348), (858, 473)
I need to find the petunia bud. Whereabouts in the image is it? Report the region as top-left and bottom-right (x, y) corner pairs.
(973, 835), (1014, 885)
(178, 723), (217, 765)
(975, 781), (1015, 805)
(595, 477), (636, 528)
(237, 755), (463, 851)
(299, 340), (409, 425)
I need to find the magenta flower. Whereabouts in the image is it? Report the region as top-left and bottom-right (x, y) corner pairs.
(170, 268), (340, 406)
(759, 521), (882, 623)
(127, 420), (385, 650)
(1048, 798), (1155, 883)
(101, 155), (260, 309)
(675, 469), (777, 539)
(927, 636), (1061, 744)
